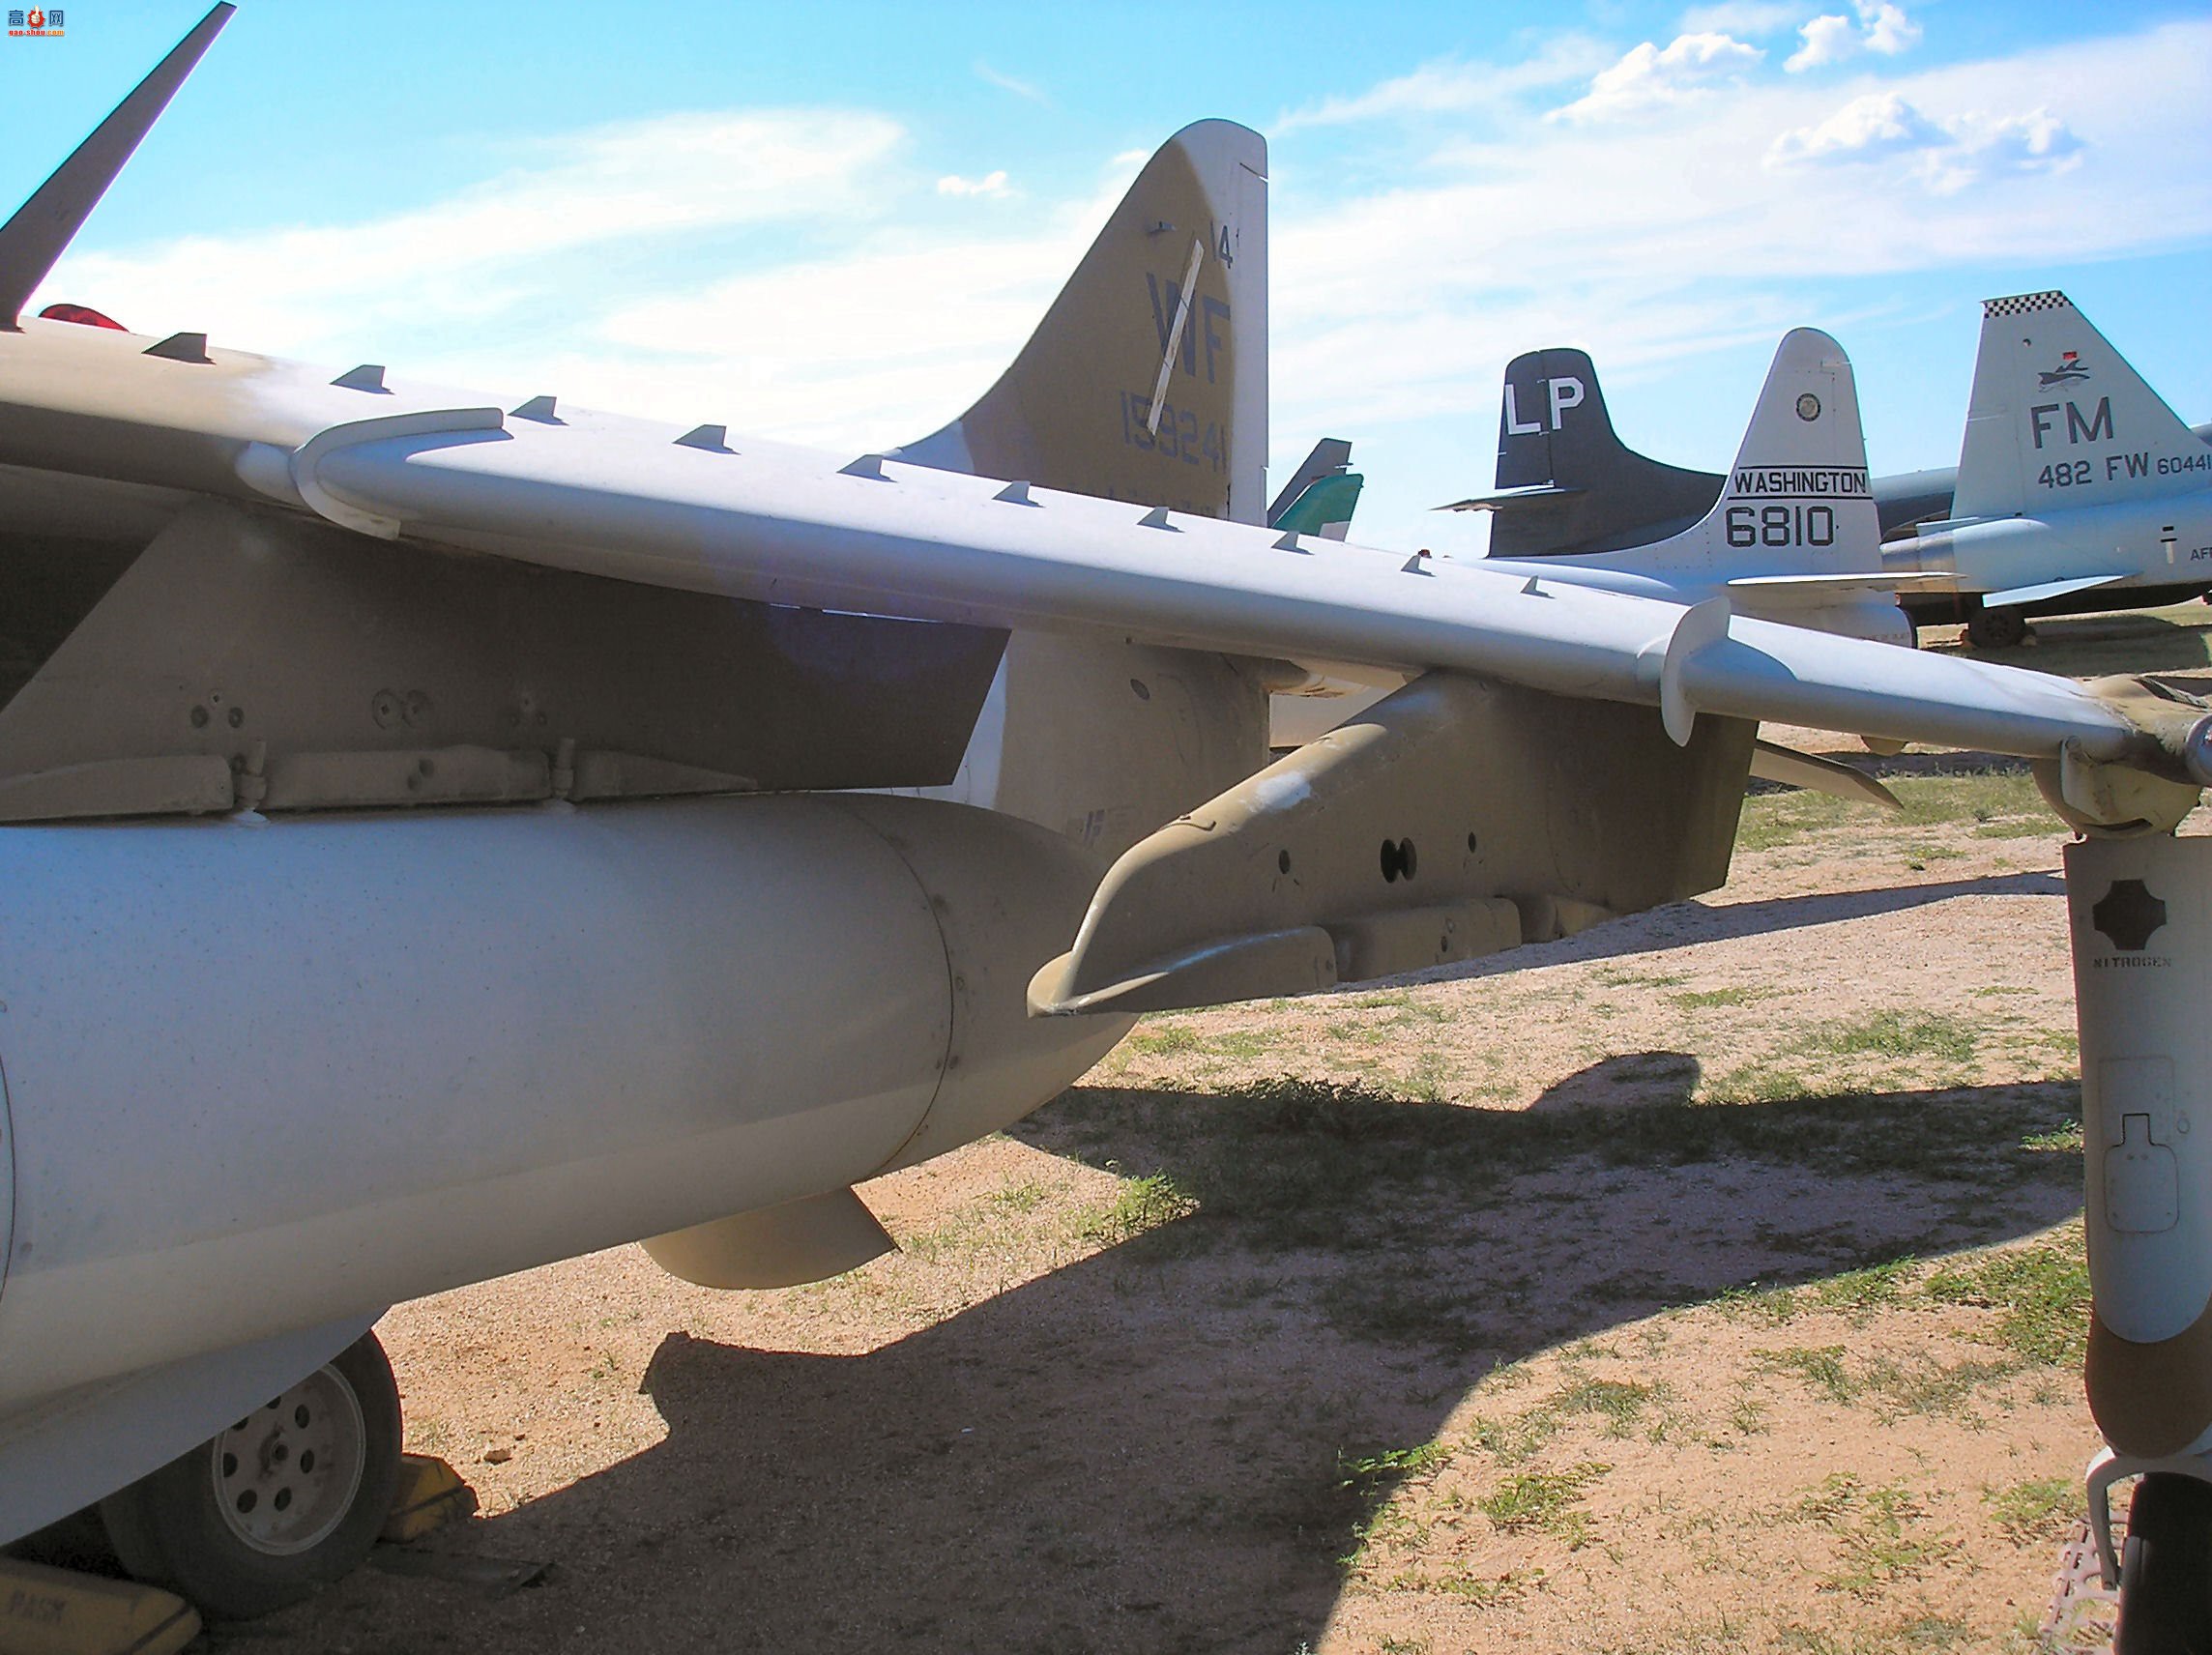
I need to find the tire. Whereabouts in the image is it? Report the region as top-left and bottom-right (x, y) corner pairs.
(1964, 605), (2029, 649)
(2115, 1472), (2212, 1654)
(98, 1331), (401, 1621)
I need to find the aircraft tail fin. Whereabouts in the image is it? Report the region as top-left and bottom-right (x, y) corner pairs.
(1477, 347), (1722, 557)
(1272, 470), (1363, 539)
(1266, 437), (1351, 525)
(1618, 328), (1878, 580)
(894, 122), (1268, 523)
(1266, 438), (1359, 538)
(0, 3), (233, 330)
(1954, 291), (2206, 518)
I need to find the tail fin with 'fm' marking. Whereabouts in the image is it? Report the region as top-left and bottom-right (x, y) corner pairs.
(1956, 291), (2207, 519)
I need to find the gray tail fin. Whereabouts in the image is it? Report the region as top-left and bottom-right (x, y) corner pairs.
(1609, 328), (1878, 581)
(893, 121), (1268, 523)
(1485, 347), (1722, 557)
(0, 3), (234, 330)
(1955, 291), (2208, 518)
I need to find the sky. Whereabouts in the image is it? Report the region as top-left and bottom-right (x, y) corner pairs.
(4, 0), (2207, 553)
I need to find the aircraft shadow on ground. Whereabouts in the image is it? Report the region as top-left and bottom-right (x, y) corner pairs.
(254, 1061), (2085, 1655)
(1428, 867), (2064, 984)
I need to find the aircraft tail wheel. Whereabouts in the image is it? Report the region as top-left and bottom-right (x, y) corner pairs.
(1964, 605), (2029, 650)
(98, 1330), (402, 1620)
(2115, 1472), (2212, 1653)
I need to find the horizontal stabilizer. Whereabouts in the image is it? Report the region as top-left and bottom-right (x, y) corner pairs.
(1440, 482), (1583, 513)
(1749, 740), (1900, 810)
(1727, 570), (1956, 596)
(1980, 572), (2131, 609)
(0, 3), (234, 330)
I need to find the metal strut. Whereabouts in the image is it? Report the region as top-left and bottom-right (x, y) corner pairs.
(2064, 832), (2212, 1591)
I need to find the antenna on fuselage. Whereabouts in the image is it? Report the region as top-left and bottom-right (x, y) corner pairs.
(0, 2), (235, 330)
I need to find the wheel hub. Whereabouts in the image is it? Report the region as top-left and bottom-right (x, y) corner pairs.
(207, 1362), (367, 1556)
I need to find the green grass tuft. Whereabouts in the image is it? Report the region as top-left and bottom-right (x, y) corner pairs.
(1983, 1475), (2080, 1540)
(1476, 1462), (1611, 1544)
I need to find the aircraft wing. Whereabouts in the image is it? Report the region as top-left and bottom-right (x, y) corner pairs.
(0, 322), (2197, 807)
(227, 411), (2198, 775)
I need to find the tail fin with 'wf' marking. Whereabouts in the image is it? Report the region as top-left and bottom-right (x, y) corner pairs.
(893, 123), (1268, 524)
(1956, 292), (2208, 519)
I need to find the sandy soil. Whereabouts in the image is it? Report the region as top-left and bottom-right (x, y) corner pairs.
(202, 610), (2212, 1654)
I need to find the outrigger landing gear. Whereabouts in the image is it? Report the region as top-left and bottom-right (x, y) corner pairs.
(2066, 834), (2212, 1648)
(96, 1331), (402, 1621)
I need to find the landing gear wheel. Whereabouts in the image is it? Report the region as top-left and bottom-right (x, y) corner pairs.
(2115, 1472), (2212, 1653)
(1964, 605), (2029, 649)
(98, 1331), (401, 1621)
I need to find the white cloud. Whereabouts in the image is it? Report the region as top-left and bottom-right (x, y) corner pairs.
(1765, 90), (1943, 160)
(1275, 36), (1611, 131)
(1786, 15), (1858, 71)
(44, 110), (905, 359)
(1863, 3), (1922, 54)
(1787, 3), (1923, 71)
(937, 169), (1010, 198)
(1767, 92), (2084, 191)
(37, 15), (2205, 542)
(1261, 15), (2207, 498)
(1549, 33), (1763, 123)
(503, 162), (1146, 447)
(1679, 2), (1809, 36)
(973, 61), (1046, 104)
(1917, 107), (2085, 191)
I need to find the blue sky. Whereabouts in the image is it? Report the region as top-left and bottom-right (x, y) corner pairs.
(6, 0), (2207, 551)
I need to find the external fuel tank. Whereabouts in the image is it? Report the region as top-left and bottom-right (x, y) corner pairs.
(0, 793), (1128, 1423)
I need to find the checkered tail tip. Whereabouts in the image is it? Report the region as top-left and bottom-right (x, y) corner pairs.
(1983, 291), (2075, 320)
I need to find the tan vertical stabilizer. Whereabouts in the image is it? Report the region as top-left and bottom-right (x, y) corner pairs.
(899, 123), (1275, 859)
(894, 121), (1267, 525)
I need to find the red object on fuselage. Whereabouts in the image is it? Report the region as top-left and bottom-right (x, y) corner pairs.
(39, 303), (126, 331)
